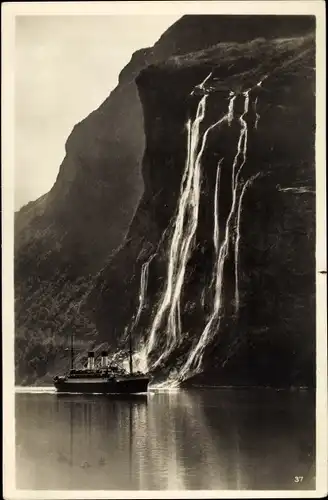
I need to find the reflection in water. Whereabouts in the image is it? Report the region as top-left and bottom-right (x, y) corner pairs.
(15, 389), (315, 490)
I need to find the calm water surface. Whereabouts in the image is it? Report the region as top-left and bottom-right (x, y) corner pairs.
(16, 388), (315, 490)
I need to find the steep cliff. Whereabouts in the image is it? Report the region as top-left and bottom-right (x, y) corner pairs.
(86, 33), (315, 387)
(15, 15), (315, 385)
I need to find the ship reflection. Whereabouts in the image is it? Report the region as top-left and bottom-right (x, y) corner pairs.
(15, 389), (315, 490)
(63, 393), (148, 489)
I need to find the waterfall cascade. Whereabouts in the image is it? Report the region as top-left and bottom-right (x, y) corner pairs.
(146, 94), (208, 359)
(131, 254), (155, 333)
(129, 74), (266, 383)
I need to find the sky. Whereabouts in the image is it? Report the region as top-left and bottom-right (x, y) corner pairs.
(14, 15), (181, 210)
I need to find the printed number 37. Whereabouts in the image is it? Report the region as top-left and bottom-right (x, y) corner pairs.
(294, 476), (303, 483)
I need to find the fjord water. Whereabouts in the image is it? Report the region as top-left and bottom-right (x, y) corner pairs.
(16, 389), (315, 491)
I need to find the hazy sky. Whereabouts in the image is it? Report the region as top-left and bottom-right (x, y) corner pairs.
(15, 15), (180, 210)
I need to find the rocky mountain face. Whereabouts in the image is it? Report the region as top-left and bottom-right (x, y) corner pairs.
(15, 15), (315, 386)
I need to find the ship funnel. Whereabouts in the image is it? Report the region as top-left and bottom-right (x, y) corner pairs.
(87, 351), (95, 370)
(101, 350), (109, 368)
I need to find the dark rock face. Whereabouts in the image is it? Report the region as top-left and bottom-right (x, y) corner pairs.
(15, 15), (315, 385)
(86, 33), (315, 387)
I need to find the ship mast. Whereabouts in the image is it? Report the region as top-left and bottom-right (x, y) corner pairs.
(129, 328), (133, 375)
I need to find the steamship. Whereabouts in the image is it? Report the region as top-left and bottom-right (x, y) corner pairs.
(53, 333), (150, 394)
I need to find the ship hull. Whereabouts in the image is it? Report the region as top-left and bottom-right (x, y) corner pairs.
(54, 377), (149, 394)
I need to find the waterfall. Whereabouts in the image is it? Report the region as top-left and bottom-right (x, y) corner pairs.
(232, 91), (250, 192)
(213, 158), (224, 256)
(141, 73), (265, 381)
(125, 254), (155, 372)
(208, 157), (224, 296)
(234, 173), (261, 312)
(191, 71), (213, 96)
(147, 90), (237, 370)
(146, 95), (208, 358)
(228, 93), (236, 125)
(232, 90), (250, 312)
(165, 112), (229, 354)
(254, 97), (260, 129)
(178, 87), (261, 381)
(131, 254), (155, 333)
